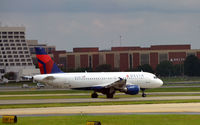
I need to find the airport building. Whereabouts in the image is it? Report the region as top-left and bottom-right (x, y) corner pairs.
(56, 44), (200, 71)
(0, 26), (39, 82)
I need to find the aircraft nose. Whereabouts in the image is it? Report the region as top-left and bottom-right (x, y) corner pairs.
(158, 79), (163, 87)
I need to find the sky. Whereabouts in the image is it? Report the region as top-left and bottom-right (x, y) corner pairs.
(1, 0), (200, 51)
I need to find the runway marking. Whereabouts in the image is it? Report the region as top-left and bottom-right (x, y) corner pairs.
(1, 103), (200, 115)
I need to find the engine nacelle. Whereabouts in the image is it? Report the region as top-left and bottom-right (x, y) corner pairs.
(125, 85), (140, 95)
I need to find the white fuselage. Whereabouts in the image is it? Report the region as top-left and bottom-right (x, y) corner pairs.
(33, 72), (163, 89)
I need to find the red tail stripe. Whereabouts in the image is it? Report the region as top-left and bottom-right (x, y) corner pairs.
(36, 55), (52, 63)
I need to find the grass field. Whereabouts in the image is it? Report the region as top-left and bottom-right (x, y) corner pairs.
(160, 76), (200, 82)
(1, 114), (200, 125)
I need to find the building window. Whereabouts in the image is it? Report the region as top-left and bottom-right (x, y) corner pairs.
(27, 59), (31, 62)
(14, 55), (18, 58)
(15, 40), (20, 42)
(6, 47), (10, 50)
(129, 54), (133, 69)
(2, 36), (7, 38)
(8, 36), (13, 38)
(16, 63), (20, 66)
(8, 32), (13, 34)
(24, 51), (29, 54)
(11, 47), (16, 50)
(14, 32), (19, 34)
(3, 40), (8, 42)
(10, 40), (14, 42)
(10, 63), (15, 66)
(89, 56), (92, 69)
(20, 32), (25, 34)
(15, 59), (20, 62)
(9, 59), (13, 62)
(187, 53), (195, 57)
(21, 59), (25, 62)
(14, 36), (19, 38)
(7, 51), (11, 54)
(140, 54), (149, 65)
(2, 32), (7, 34)
(28, 63), (32, 66)
(20, 55), (24, 58)
(159, 53), (168, 63)
(4, 44), (9, 46)
(22, 63), (26, 66)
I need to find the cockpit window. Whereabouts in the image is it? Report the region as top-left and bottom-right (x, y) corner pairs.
(154, 76), (158, 79)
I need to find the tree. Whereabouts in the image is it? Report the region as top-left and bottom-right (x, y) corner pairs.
(184, 55), (200, 76)
(156, 61), (174, 76)
(136, 64), (154, 73)
(95, 64), (112, 72)
(75, 67), (93, 72)
(173, 64), (184, 76)
(3, 72), (17, 80)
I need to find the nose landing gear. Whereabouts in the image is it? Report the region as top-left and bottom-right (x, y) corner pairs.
(91, 92), (98, 98)
(141, 88), (147, 97)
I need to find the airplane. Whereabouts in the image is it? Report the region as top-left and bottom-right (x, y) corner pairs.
(33, 47), (163, 98)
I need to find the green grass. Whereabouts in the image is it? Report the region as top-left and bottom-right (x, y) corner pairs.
(1, 115), (200, 125)
(146, 87), (200, 92)
(161, 76), (200, 83)
(1, 99), (200, 109)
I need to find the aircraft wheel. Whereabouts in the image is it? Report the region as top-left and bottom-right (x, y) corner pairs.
(106, 93), (114, 98)
(91, 92), (98, 98)
(142, 93), (147, 97)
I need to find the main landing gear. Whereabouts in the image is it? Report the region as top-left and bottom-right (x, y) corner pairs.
(91, 92), (98, 98)
(141, 88), (147, 97)
(106, 93), (114, 98)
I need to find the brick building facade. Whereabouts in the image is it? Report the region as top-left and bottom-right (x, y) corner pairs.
(53, 44), (200, 71)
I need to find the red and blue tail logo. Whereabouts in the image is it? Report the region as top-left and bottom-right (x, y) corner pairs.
(35, 47), (63, 74)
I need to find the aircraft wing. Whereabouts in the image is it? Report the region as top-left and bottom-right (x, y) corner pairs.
(92, 77), (127, 90)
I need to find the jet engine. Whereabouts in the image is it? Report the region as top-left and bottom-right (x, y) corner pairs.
(124, 85), (140, 95)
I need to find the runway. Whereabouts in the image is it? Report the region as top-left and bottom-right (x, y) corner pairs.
(1, 92), (200, 97)
(1, 96), (200, 105)
(1, 103), (200, 115)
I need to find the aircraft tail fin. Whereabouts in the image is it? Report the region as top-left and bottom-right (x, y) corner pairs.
(35, 47), (63, 74)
